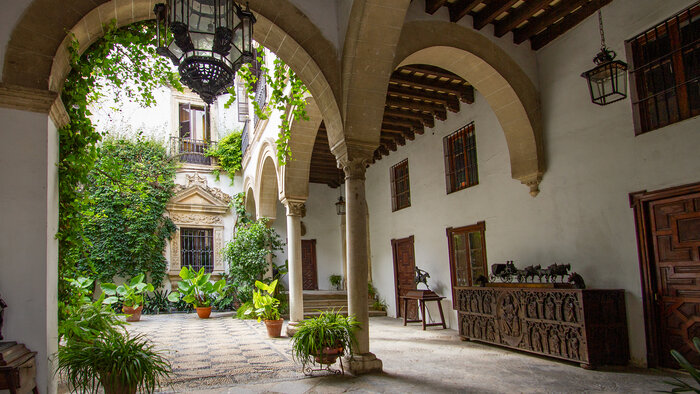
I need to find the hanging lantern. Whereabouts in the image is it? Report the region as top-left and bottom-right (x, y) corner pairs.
(335, 196), (346, 216)
(581, 10), (628, 106)
(154, 1), (256, 104)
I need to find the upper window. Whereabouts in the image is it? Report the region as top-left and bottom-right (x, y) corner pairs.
(443, 122), (478, 194)
(626, 2), (700, 135)
(179, 103), (209, 141)
(237, 78), (249, 122)
(390, 159), (411, 211)
(180, 228), (214, 273)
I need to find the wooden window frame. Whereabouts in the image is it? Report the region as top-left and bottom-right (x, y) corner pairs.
(390, 159), (411, 212)
(443, 122), (478, 194)
(446, 221), (487, 308)
(179, 102), (210, 141)
(625, 2), (700, 135)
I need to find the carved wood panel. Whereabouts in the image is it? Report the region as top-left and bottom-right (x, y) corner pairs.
(456, 287), (628, 368)
(301, 239), (318, 290)
(392, 236), (417, 320)
(650, 193), (700, 368)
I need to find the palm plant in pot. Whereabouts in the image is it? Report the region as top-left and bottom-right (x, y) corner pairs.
(291, 310), (360, 374)
(101, 273), (154, 322)
(167, 266), (226, 318)
(245, 279), (283, 337)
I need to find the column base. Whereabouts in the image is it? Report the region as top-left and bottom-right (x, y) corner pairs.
(285, 320), (301, 337)
(345, 352), (383, 375)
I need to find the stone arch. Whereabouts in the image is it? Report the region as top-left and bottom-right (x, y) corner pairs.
(394, 21), (545, 195)
(243, 176), (256, 219)
(255, 139), (281, 220)
(280, 94), (323, 200)
(2, 0), (343, 141)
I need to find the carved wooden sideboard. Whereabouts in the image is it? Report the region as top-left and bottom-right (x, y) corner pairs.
(455, 286), (629, 368)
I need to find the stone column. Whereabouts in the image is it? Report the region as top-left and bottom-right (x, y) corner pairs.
(341, 158), (382, 374)
(340, 214), (347, 290)
(283, 199), (305, 336)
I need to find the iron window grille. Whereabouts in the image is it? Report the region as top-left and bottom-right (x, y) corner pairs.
(180, 228), (214, 273)
(443, 122), (478, 194)
(626, 2), (700, 135)
(390, 159), (411, 212)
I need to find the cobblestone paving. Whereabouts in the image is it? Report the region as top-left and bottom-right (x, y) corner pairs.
(126, 312), (303, 390)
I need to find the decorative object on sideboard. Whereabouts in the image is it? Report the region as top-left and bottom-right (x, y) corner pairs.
(414, 266), (431, 290)
(489, 261), (582, 287)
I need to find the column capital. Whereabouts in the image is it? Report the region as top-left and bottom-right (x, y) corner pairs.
(338, 157), (369, 181)
(282, 198), (306, 217)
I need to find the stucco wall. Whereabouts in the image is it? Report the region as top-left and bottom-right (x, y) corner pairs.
(303, 183), (344, 290)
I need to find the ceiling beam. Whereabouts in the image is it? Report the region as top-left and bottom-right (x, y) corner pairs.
(390, 75), (471, 100)
(513, 0), (588, 44)
(473, 0), (519, 31)
(425, 0), (447, 14)
(387, 86), (461, 112)
(530, 0), (613, 50)
(384, 108), (435, 128)
(385, 97), (446, 116)
(399, 65), (467, 82)
(494, 0), (551, 37)
(383, 117), (423, 131)
(448, 0), (483, 22)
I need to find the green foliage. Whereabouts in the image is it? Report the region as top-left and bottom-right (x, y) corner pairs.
(329, 274), (343, 291)
(663, 337), (700, 393)
(101, 273), (155, 309)
(368, 281), (378, 299)
(58, 277), (95, 325)
(57, 330), (171, 394)
(246, 280), (280, 321)
(232, 192), (252, 226)
(223, 218), (284, 303)
(235, 301), (256, 320)
(74, 137), (177, 286)
(230, 46), (309, 164)
(168, 266), (226, 308)
(372, 298), (388, 312)
(291, 310), (360, 367)
(212, 285), (239, 311)
(143, 290), (172, 315)
(58, 293), (125, 344)
(58, 19), (181, 313)
(206, 130), (243, 183)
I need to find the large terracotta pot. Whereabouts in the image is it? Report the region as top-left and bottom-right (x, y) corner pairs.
(101, 373), (136, 394)
(196, 306), (212, 319)
(122, 305), (143, 322)
(314, 346), (343, 365)
(264, 318), (284, 338)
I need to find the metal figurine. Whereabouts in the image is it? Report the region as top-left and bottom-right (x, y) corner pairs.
(489, 261), (579, 285)
(0, 294), (6, 340)
(414, 266), (431, 290)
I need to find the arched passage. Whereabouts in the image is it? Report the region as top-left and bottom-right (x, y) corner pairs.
(255, 142), (280, 220)
(394, 21), (545, 195)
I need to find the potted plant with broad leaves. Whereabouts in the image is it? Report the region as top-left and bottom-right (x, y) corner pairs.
(291, 310), (360, 375)
(245, 279), (283, 337)
(167, 266), (226, 318)
(101, 273), (154, 322)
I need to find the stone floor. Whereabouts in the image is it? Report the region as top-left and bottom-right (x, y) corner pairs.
(126, 313), (687, 393)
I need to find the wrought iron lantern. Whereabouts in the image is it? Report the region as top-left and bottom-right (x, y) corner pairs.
(154, 0), (256, 104)
(581, 10), (627, 105)
(335, 196), (346, 216)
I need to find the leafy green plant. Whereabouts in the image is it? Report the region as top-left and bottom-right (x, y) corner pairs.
(291, 310), (360, 367)
(206, 130), (243, 183)
(57, 330), (171, 394)
(232, 192), (252, 227)
(246, 280), (281, 322)
(58, 294), (125, 344)
(235, 300), (256, 320)
(59, 276), (96, 325)
(101, 273), (154, 309)
(212, 285), (239, 312)
(223, 218), (284, 303)
(167, 266), (226, 308)
(368, 281), (378, 299)
(329, 274), (343, 291)
(143, 290), (172, 315)
(372, 298), (388, 312)
(663, 337), (700, 393)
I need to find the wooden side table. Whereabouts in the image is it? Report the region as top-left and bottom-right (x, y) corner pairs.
(0, 342), (38, 394)
(400, 290), (447, 330)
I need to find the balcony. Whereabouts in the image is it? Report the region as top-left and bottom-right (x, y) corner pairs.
(170, 137), (217, 165)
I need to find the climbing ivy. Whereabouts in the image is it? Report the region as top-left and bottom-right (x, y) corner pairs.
(205, 129), (243, 183)
(227, 46), (309, 164)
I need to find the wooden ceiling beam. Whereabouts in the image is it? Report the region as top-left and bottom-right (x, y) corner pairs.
(387, 86), (461, 112)
(385, 97), (446, 117)
(448, 0), (483, 22)
(473, 0), (519, 31)
(513, 0), (588, 44)
(530, 0), (613, 50)
(425, 0), (447, 14)
(494, 0), (551, 38)
(399, 65), (467, 82)
(384, 108), (435, 128)
(383, 116), (424, 131)
(394, 134), (406, 146)
(378, 145), (390, 156)
(390, 75), (471, 101)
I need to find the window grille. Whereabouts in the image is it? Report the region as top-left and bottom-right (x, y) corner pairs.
(180, 228), (214, 273)
(626, 2), (700, 134)
(390, 159), (411, 211)
(443, 122), (478, 194)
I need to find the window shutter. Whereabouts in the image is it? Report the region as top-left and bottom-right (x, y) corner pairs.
(390, 165), (397, 212)
(443, 136), (452, 194)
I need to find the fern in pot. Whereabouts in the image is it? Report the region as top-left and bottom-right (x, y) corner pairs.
(291, 310), (360, 371)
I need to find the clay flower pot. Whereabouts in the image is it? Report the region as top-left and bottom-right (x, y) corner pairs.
(122, 305), (143, 322)
(264, 318), (284, 338)
(314, 346), (343, 365)
(196, 306), (212, 319)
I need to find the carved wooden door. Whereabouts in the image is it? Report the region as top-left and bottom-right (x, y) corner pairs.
(392, 236), (417, 319)
(301, 239), (318, 290)
(649, 192), (700, 368)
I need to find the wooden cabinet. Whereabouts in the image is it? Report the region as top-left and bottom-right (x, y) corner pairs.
(0, 342), (38, 394)
(455, 286), (629, 368)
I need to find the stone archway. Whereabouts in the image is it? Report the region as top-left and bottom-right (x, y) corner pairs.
(394, 20), (545, 195)
(255, 142), (280, 220)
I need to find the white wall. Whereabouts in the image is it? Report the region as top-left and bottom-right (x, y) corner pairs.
(303, 183), (344, 290)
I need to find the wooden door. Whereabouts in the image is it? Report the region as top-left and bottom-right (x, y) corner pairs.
(392, 236), (417, 319)
(648, 192), (700, 368)
(301, 239), (318, 290)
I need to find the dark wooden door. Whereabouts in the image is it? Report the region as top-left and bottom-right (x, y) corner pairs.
(301, 239), (318, 290)
(649, 192), (700, 368)
(392, 236), (417, 319)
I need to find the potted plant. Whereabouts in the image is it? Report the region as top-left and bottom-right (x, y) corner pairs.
(167, 266), (226, 318)
(291, 310), (360, 371)
(101, 273), (154, 322)
(329, 274), (343, 291)
(245, 279), (283, 337)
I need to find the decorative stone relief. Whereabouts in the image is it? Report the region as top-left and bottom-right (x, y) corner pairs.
(285, 201), (305, 217)
(170, 213), (223, 225)
(172, 173), (232, 204)
(339, 158), (368, 181)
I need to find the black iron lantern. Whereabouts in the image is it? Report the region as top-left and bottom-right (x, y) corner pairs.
(581, 10), (627, 105)
(154, 0), (256, 104)
(335, 196), (346, 216)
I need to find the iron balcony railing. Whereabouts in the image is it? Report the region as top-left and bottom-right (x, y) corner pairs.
(170, 137), (217, 165)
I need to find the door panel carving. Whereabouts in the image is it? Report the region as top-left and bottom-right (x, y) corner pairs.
(301, 240), (318, 290)
(392, 236), (417, 320)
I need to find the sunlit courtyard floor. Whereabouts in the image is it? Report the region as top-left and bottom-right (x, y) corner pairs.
(123, 313), (685, 393)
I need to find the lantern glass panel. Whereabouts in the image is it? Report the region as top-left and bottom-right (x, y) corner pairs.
(189, 0), (217, 33)
(585, 60), (628, 105)
(170, 0), (186, 24)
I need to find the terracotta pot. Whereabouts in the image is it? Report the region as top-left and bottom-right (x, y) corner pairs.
(196, 306), (212, 319)
(101, 373), (136, 394)
(264, 318), (284, 338)
(314, 346), (343, 365)
(122, 305), (143, 322)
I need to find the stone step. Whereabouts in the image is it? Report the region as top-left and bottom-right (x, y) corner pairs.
(303, 308), (387, 318)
